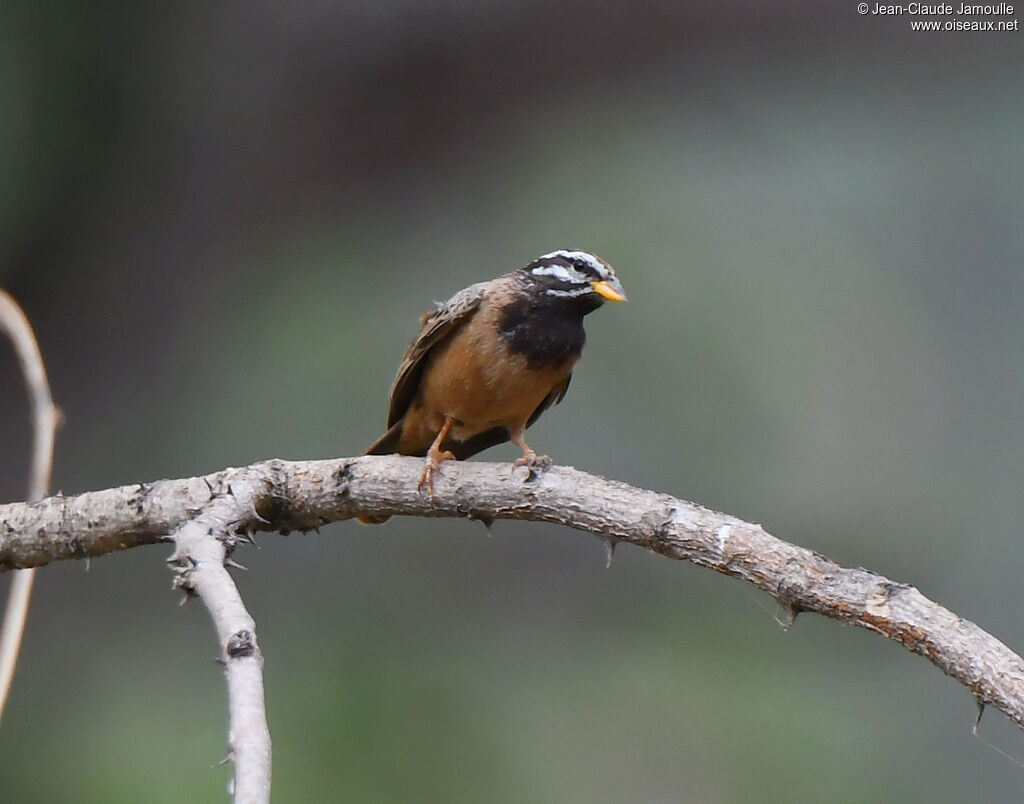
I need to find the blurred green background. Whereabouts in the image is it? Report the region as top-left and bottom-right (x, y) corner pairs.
(1, 2), (1022, 802)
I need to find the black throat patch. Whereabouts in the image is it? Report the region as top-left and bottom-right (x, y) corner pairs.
(497, 296), (590, 369)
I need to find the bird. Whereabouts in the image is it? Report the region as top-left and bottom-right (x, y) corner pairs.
(358, 249), (626, 523)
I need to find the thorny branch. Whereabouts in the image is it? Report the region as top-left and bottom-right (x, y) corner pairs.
(168, 483), (271, 804)
(1, 454), (1023, 746)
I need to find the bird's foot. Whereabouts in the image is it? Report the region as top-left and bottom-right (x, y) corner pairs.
(513, 450), (551, 480)
(418, 449), (455, 499)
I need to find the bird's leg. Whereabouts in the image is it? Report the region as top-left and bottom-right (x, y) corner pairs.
(509, 426), (551, 472)
(418, 415), (456, 497)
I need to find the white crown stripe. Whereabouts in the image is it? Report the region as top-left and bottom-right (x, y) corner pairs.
(531, 264), (584, 283)
(537, 250), (610, 279)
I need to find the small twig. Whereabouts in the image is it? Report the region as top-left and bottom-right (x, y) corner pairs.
(0, 291), (59, 723)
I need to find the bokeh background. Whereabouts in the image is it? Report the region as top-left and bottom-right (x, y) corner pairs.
(1, 2), (1022, 802)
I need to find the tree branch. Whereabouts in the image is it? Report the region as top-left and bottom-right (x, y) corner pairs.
(168, 482), (271, 804)
(1, 455), (1022, 738)
(0, 290), (59, 723)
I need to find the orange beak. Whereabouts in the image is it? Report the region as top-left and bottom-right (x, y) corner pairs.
(590, 278), (627, 303)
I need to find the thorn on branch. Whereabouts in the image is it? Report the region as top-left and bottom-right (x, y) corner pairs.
(769, 584), (804, 630)
(467, 511), (494, 532)
(776, 603), (801, 631)
(225, 518), (258, 549)
(249, 502), (271, 526)
(605, 537), (618, 568)
(235, 530), (259, 548)
(209, 526), (245, 553)
(213, 750), (234, 768)
(217, 528), (243, 552)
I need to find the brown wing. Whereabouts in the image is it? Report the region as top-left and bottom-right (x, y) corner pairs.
(386, 280), (490, 428)
(527, 373), (571, 428)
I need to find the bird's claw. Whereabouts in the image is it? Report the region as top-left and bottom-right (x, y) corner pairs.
(418, 449), (455, 499)
(513, 451), (551, 480)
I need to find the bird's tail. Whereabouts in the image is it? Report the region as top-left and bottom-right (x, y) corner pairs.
(363, 419), (404, 456)
(357, 419), (406, 524)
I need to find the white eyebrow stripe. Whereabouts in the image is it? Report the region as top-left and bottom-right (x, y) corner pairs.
(531, 264), (583, 283)
(538, 249), (609, 279)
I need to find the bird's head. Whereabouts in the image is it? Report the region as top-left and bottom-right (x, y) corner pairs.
(521, 249), (627, 311)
